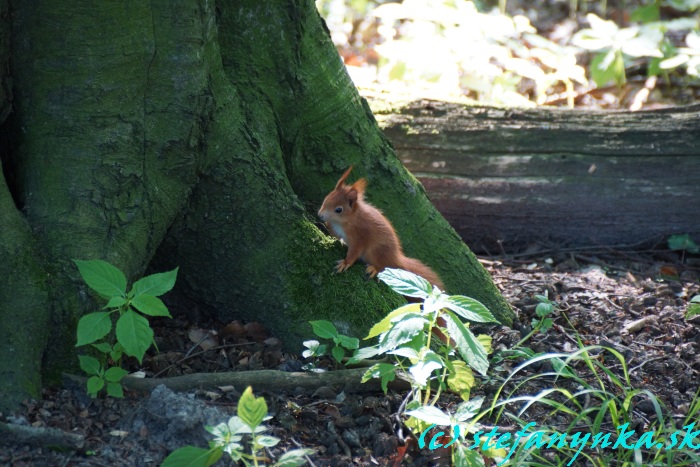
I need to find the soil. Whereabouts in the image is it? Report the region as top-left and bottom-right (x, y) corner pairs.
(2, 247), (698, 467)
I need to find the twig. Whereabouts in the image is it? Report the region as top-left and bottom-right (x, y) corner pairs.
(153, 342), (254, 378)
(629, 75), (657, 111)
(290, 438), (317, 467)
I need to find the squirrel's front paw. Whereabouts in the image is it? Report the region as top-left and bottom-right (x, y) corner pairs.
(335, 259), (350, 273)
(365, 265), (379, 278)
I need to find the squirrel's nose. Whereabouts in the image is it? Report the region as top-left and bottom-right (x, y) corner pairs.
(318, 211), (326, 221)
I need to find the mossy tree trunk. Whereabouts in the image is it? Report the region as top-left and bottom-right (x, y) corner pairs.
(0, 0), (512, 412)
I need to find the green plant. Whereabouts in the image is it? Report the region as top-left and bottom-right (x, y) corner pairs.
(469, 344), (700, 465)
(660, 31), (700, 76)
(668, 233), (700, 254)
(344, 268), (499, 465)
(687, 295), (700, 320)
(572, 10), (699, 87)
(572, 13), (663, 86)
(303, 320), (360, 363)
(511, 292), (556, 349)
(161, 387), (312, 467)
(349, 268), (497, 396)
(74, 259), (178, 397)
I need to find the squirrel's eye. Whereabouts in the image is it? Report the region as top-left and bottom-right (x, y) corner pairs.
(335, 207), (343, 214)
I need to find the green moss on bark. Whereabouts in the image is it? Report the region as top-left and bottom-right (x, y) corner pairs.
(1, 0), (512, 412)
(0, 179), (49, 412)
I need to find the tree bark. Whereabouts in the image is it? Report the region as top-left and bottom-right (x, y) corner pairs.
(0, 0), (512, 412)
(376, 100), (700, 252)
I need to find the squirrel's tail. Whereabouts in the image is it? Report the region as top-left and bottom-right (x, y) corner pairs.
(397, 256), (444, 291)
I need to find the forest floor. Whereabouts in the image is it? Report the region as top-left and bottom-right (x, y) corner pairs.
(2, 247), (699, 466)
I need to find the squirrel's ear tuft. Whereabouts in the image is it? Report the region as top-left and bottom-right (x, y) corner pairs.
(352, 178), (367, 194)
(347, 187), (358, 205)
(335, 166), (354, 189)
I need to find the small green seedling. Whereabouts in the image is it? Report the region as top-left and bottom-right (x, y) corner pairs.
(161, 386), (313, 467)
(74, 259), (177, 398)
(306, 320), (359, 363)
(668, 234), (699, 254)
(512, 292), (556, 349)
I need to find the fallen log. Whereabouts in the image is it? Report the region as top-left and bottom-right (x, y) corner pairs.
(375, 100), (700, 253)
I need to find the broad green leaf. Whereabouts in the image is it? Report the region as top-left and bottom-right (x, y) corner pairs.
(535, 301), (553, 316)
(256, 435), (280, 447)
(590, 50), (623, 87)
(366, 303), (421, 339)
(116, 309), (154, 363)
(668, 234), (699, 253)
(378, 314), (428, 353)
(303, 339), (320, 349)
(361, 363), (396, 393)
(453, 396), (484, 422)
(131, 267), (179, 298)
(87, 376), (104, 396)
(78, 355), (102, 376)
(160, 446), (223, 467)
(107, 382), (124, 398)
(408, 350), (443, 387)
(454, 444), (486, 467)
(302, 340), (324, 358)
(631, 3), (660, 23)
(377, 268), (431, 298)
(658, 54), (688, 70)
(338, 335), (359, 349)
(445, 296), (498, 323)
(389, 61), (407, 80)
(572, 17), (615, 51)
(687, 299), (700, 319)
(586, 13), (618, 37)
(76, 312), (113, 346)
(331, 345), (345, 363)
(477, 334), (492, 354)
(105, 296), (127, 309)
(73, 259), (127, 299)
(131, 294), (171, 317)
(91, 342), (113, 353)
(238, 387), (268, 430)
(447, 361), (475, 401)
(405, 405), (452, 426)
(208, 417), (251, 442)
(388, 347), (419, 361)
(110, 342), (123, 362)
(443, 311), (489, 376)
(310, 320), (337, 339)
(539, 317), (554, 332)
(104, 366), (128, 383)
(622, 28), (663, 58)
(276, 449), (315, 467)
(423, 294), (447, 315)
(347, 345), (382, 364)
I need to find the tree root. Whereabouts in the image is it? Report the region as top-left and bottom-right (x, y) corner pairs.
(64, 368), (411, 396)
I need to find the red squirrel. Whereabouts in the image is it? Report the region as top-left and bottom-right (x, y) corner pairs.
(318, 166), (444, 289)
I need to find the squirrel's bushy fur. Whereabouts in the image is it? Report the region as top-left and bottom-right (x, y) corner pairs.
(318, 166), (443, 289)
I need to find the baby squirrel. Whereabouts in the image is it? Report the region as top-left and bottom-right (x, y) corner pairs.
(318, 166), (444, 289)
